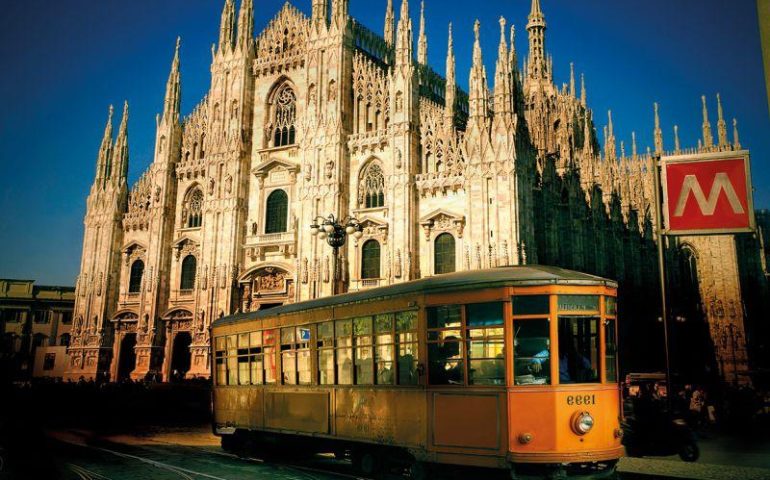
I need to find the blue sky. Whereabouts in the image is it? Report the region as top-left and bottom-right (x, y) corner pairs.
(0, 0), (768, 285)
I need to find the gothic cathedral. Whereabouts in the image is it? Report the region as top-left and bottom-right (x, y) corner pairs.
(66, 0), (767, 384)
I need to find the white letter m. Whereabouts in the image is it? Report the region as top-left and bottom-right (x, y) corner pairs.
(673, 172), (745, 217)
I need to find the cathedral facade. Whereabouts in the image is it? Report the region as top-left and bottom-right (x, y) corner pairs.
(66, 0), (768, 384)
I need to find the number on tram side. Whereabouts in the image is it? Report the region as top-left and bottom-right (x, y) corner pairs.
(566, 394), (596, 406)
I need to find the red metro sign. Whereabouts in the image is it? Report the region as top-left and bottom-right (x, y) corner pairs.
(662, 152), (755, 235)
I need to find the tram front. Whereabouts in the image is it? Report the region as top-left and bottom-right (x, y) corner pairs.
(508, 289), (623, 479)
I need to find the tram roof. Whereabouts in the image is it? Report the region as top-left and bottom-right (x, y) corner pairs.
(212, 265), (616, 328)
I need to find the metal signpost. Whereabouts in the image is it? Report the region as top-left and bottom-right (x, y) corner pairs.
(652, 150), (755, 404)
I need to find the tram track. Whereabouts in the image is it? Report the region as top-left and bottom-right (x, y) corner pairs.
(67, 463), (113, 480)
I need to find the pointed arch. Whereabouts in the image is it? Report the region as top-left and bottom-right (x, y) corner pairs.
(358, 158), (385, 209)
(266, 78), (298, 148)
(183, 185), (204, 228)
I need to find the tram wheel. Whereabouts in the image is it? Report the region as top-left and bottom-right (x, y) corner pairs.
(409, 460), (431, 480)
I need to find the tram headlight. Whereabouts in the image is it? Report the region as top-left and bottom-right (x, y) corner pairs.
(571, 411), (594, 435)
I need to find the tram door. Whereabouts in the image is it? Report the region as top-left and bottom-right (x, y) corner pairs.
(427, 303), (506, 452)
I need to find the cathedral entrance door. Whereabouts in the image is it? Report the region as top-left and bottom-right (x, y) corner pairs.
(117, 333), (137, 381)
(170, 332), (192, 382)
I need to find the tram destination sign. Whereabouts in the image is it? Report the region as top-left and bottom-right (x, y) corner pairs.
(660, 151), (755, 235)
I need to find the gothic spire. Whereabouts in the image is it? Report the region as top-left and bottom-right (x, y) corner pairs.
(469, 19), (489, 122)
(701, 95), (713, 149)
(162, 37), (181, 125)
(217, 0), (235, 54)
(312, 0), (329, 29)
(733, 118), (741, 150)
(395, 0), (413, 65)
(331, 0), (349, 29)
(653, 102), (663, 154)
(582, 108), (594, 158)
(569, 62), (575, 97)
(417, 1), (427, 64)
(384, 0), (395, 46)
(526, 0), (547, 80)
(605, 110), (616, 161)
(95, 105), (114, 185)
(112, 101), (129, 182)
(632, 131), (638, 159)
(493, 16), (513, 119)
(716, 93), (728, 147)
(580, 73), (586, 106)
(509, 24), (517, 72)
(674, 125), (681, 153)
(444, 22), (456, 126)
(236, 0), (254, 51)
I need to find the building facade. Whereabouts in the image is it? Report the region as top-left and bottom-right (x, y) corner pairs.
(0, 279), (75, 380)
(66, 0), (768, 384)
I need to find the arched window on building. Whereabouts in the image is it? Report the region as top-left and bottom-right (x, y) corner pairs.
(180, 255), (197, 291)
(361, 240), (381, 279)
(272, 84), (297, 147)
(129, 260), (144, 293)
(184, 188), (204, 228)
(359, 161), (385, 209)
(265, 189), (288, 234)
(434, 233), (456, 275)
(32, 333), (48, 348)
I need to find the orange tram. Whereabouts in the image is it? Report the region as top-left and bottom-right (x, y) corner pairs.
(211, 266), (624, 479)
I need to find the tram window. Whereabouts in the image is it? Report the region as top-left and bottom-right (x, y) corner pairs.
(336, 319), (353, 385)
(249, 331), (264, 385)
(513, 320), (551, 385)
(215, 337), (226, 386)
(238, 333), (250, 385)
(428, 305), (462, 329)
(375, 313), (395, 385)
(297, 325), (313, 385)
(512, 295), (550, 315)
(227, 335), (238, 386)
(606, 296), (617, 316)
(318, 321), (335, 385)
(428, 305), (464, 385)
(466, 302), (505, 385)
(281, 327), (297, 385)
(354, 316), (374, 385)
(264, 329), (278, 384)
(605, 318), (618, 382)
(558, 317), (600, 384)
(396, 311), (419, 385)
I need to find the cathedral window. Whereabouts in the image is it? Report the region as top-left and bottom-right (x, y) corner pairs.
(361, 240), (381, 279)
(434, 233), (456, 275)
(128, 260), (144, 293)
(359, 161), (385, 209)
(180, 255), (197, 291)
(199, 134), (205, 158)
(185, 188), (204, 228)
(272, 84), (297, 147)
(265, 189), (288, 234)
(59, 333), (71, 347)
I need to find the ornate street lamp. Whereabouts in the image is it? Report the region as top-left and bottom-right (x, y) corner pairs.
(309, 214), (363, 294)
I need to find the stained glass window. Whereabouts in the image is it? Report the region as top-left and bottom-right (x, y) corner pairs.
(361, 240), (381, 279)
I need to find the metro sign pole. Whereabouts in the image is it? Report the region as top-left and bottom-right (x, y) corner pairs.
(652, 150), (755, 399)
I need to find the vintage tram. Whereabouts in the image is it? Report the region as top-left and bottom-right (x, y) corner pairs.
(211, 266), (623, 478)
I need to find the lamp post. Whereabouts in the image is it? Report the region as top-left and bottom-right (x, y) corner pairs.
(309, 214), (363, 295)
